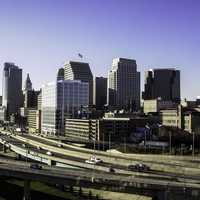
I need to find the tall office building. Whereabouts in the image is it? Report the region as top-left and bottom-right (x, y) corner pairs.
(107, 58), (140, 111)
(64, 61), (93, 105)
(41, 80), (89, 135)
(93, 77), (107, 110)
(2, 62), (23, 120)
(143, 68), (180, 102)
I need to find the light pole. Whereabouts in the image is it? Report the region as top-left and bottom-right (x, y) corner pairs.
(109, 132), (111, 150)
(192, 131), (195, 158)
(124, 136), (126, 153)
(169, 131), (172, 155)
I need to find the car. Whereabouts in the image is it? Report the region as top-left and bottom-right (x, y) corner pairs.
(30, 163), (42, 170)
(128, 163), (150, 172)
(90, 156), (103, 163)
(85, 159), (96, 164)
(37, 146), (42, 150)
(108, 167), (115, 173)
(57, 143), (63, 148)
(46, 151), (53, 156)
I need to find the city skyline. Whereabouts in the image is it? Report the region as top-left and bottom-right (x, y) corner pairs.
(0, 0), (200, 99)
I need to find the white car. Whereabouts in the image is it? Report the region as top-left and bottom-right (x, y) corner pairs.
(85, 159), (96, 165)
(46, 151), (53, 156)
(90, 156), (103, 163)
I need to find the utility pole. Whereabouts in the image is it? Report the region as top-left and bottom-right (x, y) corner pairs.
(144, 129), (147, 152)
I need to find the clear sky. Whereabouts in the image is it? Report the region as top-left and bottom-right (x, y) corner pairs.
(0, 0), (199, 99)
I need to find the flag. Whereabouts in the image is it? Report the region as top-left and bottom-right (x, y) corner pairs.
(78, 53), (83, 58)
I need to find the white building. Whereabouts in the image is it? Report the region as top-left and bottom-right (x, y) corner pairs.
(41, 80), (89, 135)
(107, 58), (140, 111)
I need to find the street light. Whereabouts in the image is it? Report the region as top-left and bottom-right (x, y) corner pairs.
(145, 124), (150, 152)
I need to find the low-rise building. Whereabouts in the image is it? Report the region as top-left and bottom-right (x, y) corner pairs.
(160, 105), (200, 133)
(65, 119), (98, 140)
(143, 99), (177, 114)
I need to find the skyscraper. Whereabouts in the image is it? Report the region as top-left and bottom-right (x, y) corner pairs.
(2, 62), (23, 120)
(143, 68), (180, 102)
(107, 58), (140, 111)
(93, 77), (107, 110)
(64, 61), (93, 105)
(41, 80), (89, 135)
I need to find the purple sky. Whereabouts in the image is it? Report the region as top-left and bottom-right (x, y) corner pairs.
(0, 0), (200, 99)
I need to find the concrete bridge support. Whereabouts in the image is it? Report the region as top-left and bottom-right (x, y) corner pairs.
(23, 180), (31, 200)
(2, 144), (6, 153)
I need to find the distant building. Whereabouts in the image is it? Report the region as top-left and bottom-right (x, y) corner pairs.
(143, 68), (180, 102)
(64, 117), (131, 142)
(93, 77), (107, 110)
(41, 80), (89, 135)
(107, 58), (140, 111)
(28, 109), (41, 133)
(0, 96), (2, 106)
(64, 61), (93, 105)
(143, 99), (177, 114)
(37, 91), (42, 110)
(160, 106), (200, 133)
(181, 98), (200, 108)
(57, 67), (64, 81)
(24, 73), (32, 91)
(2, 62), (23, 120)
(24, 90), (40, 109)
(65, 119), (98, 141)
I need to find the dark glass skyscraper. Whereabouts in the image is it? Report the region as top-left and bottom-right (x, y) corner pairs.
(64, 61), (93, 105)
(93, 77), (107, 110)
(143, 68), (180, 102)
(2, 62), (23, 120)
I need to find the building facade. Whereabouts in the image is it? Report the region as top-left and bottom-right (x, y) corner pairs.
(57, 68), (65, 81)
(143, 99), (177, 114)
(41, 80), (89, 135)
(107, 58), (140, 111)
(2, 62), (23, 120)
(93, 77), (107, 110)
(143, 68), (180, 102)
(28, 109), (41, 133)
(65, 119), (98, 140)
(64, 61), (93, 105)
(160, 106), (200, 133)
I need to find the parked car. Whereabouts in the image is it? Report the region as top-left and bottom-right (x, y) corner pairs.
(30, 163), (42, 170)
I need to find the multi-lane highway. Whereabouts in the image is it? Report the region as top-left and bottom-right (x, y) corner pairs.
(1, 130), (200, 200)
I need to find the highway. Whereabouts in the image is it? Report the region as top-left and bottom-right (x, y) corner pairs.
(1, 130), (200, 200)
(8, 132), (200, 176)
